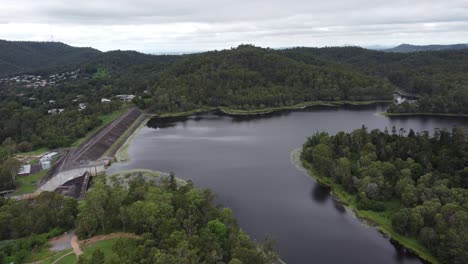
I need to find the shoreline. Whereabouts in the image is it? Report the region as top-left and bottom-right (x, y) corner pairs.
(381, 112), (468, 117)
(157, 100), (393, 118)
(290, 148), (439, 264)
(113, 116), (150, 162)
(106, 168), (186, 187)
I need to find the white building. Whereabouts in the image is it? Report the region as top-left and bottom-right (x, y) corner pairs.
(78, 103), (87, 111)
(41, 161), (51, 170)
(101, 98), (111, 103)
(116, 94), (136, 102)
(40, 152), (58, 163)
(18, 165), (31, 176)
(47, 109), (64, 115)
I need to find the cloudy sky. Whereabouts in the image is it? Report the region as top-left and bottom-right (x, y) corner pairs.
(1, 0), (468, 53)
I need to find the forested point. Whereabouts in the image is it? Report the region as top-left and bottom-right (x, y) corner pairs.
(301, 127), (468, 264)
(0, 174), (278, 263)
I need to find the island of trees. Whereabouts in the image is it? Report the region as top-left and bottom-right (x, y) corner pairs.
(301, 127), (467, 264)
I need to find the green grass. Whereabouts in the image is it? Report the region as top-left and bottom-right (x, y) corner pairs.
(72, 108), (128, 147)
(82, 238), (119, 262)
(93, 67), (110, 79)
(13, 169), (47, 195)
(54, 252), (76, 264)
(31, 249), (73, 264)
(299, 156), (440, 264)
(18, 147), (49, 156)
(158, 106), (217, 117)
(220, 100), (393, 115)
(157, 100), (392, 118)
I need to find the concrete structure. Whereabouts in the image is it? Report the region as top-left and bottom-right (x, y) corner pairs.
(40, 152), (58, 163)
(41, 160), (51, 170)
(18, 164), (31, 176)
(38, 162), (106, 192)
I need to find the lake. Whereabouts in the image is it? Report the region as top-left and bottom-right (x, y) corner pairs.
(108, 104), (468, 264)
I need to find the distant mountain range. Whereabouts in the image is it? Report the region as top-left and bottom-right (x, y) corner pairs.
(384, 43), (468, 53)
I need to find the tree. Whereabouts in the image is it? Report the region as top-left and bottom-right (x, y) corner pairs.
(90, 249), (105, 264)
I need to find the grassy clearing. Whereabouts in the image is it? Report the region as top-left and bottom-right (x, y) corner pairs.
(29, 249), (73, 264)
(93, 67), (110, 79)
(72, 108), (128, 147)
(81, 238), (118, 262)
(294, 149), (439, 264)
(19, 147), (49, 156)
(54, 252), (76, 264)
(13, 169), (47, 195)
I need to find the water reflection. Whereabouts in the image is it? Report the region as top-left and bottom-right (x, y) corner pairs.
(333, 199), (346, 214)
(311, 184), (330, 203)
(112, 104), (468, 264)
(390, 239), (424, 263)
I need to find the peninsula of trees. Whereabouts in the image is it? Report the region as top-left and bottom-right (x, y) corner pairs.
(301, 127), (467, 264)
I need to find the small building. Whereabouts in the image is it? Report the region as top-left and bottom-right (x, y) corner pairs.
(116, 94), (136, 102)
(101, 98), (111, 103)
(47, 108), (64, 115)
(41, 160), (51, 170)
(40, 152), (58, 163)
(78, 103), (87, 111)
(18, 164), (31, 176)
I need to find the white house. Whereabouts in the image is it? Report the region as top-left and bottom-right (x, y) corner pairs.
(101, 98), (111, 103)
(40, 152), (58, 163)
(78, 103), (87, 111)
(116, 94), (136, 102)
(47, 109), (64, 115)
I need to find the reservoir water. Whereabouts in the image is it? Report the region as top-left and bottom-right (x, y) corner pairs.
(108, 104), (468, 264)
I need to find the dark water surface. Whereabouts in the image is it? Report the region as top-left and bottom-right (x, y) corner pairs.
(108, 104), (468, 264)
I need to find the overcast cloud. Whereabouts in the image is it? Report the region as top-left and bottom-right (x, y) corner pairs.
(1, 0), (468, 52)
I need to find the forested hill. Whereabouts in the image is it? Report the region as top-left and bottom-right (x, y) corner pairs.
(385, 43), (468, 53)
(147, 45), (394, 112)
(0, 40), (101, 75)
(282, 47), (468, 114)
(2, 40), (468, 114)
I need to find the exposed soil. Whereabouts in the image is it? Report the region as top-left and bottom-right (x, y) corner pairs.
(49, 232), (73, 252)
